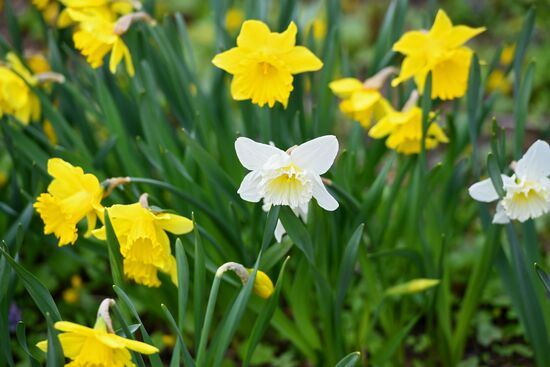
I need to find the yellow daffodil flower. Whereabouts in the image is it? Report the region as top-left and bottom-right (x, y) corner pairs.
(34, 158), (103, 246)
(93, 201), (193, 287)
(37, 300), (158, 366)
(391, 9), (485, 100)
(369, 96), (448, 155)
(71, 11), (135, 76)
(330, 68), (395, 128)
(57, 0), (135, 28)
(0, 53), (41, 125)
(212, 20), (323, 108)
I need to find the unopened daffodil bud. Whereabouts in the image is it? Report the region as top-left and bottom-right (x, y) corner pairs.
(385, 278), (440, 296)
(247, 269), (274, 299)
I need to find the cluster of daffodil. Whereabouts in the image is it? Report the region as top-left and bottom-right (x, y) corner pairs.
(328, 9), (486, 155)
(32, 0), (153, 77)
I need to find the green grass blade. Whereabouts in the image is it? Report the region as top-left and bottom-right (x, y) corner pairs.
(0, 245), (61, 321)
(335, 351), (361, 367)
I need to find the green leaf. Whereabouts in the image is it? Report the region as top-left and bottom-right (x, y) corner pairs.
(0, 245), (61, 321)
(534, 263), (550, 297)
(279, 206), (315, 264)
(104, 211), (125, 288)
(160, 304), (195, 367)
(487, 153), (505, 198)
(112, 286), (163, 367)
(15, 322), (41, 367)
(192, 213), (206, 348)
(175, 239), (189, 331)
(373, 315), (419, 365)
(335, 224), (364, 317)
(243, 256), (290, 367)
(45, 313), (64, 367)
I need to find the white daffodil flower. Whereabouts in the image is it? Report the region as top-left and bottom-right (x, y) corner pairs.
(235, 135), (339, 213)
(468, 140), (550, 223)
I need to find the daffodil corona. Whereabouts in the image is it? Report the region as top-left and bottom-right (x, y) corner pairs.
(391, 9), (485, 100)
(93, 199), (193, 287)
(212, 20), (323, 108)
(34, 158), (103, 246)
(235, 135), (339, 212)
(469, 140), (550, 223)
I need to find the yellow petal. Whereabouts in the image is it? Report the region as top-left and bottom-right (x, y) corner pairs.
(447, 25), (485, 48)
(212, 47), (246, 74)
(392, 31), (428, 55)
(349, 90), (380, 111)
(84, 211), (98, 238)
(36, 340), (48, 352)
(123, 41), (135, 77)
(329, 78), (363, 98)
(281, 46), (322, 74)
(236, 20), (271, 49)
(369, 117), (395, 139)
(54, 321), (95, 335)
(91, 226), (106, 240)
(115, 335), (159, 354)
(266, 21), (297, 53)
(248, 269), (274, 299)
(109, 39), (124, 74)
(155, 213), (193, 234)
(391, 54), (427, 87)
(429, 9), (453, 37)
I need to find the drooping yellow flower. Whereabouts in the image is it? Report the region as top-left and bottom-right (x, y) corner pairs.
(62, 275), (83, 304)
(34, 158), (103, 246)
(329, 68), (395, 128)
(71, 11), (135, 76)
(391, 9), (485, 100)
(0, 53), (41, 125)
(93, 202), (193, 287)
(57, 0), (135, 28)
(212, 20), (323, 108)
(369, 100), (448, 155)
(37, 318), (158, 366)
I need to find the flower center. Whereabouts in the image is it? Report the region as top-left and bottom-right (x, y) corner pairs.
(258, 61), (275, 75)
(260, 163), (313, 208)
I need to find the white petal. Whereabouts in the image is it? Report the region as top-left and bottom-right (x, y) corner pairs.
(290, 135), (339, 175)
(274, 220), (286, 243)
(295, 203), (309, 223)
(515, 140), (550, 180)
(237, 171), (262, 202)
(311, 175), (339, 211)
(468, 178), (499, 203)
(235, 137), (285, 171)
(492, 202), (510, 224)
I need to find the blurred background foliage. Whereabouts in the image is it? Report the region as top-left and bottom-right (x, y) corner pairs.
(1, 0), (550, 366)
